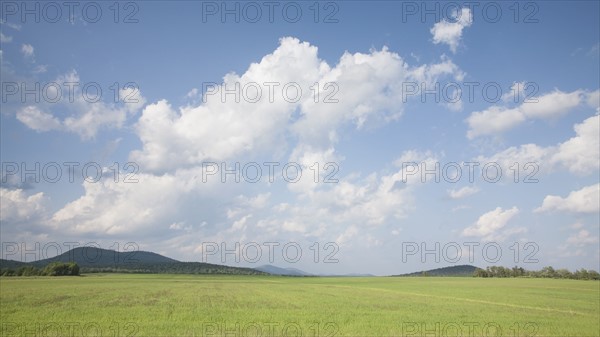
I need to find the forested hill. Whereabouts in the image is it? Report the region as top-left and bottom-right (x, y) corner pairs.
(392, 265), (478, 277)
(0, 247), (265, 275)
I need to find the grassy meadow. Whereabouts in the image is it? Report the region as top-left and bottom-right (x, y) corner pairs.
(1, 274), (598, 336)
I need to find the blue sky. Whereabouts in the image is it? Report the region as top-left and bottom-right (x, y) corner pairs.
(1, 1), (598, 275)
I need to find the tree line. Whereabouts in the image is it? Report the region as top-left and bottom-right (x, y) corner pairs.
(0, 262), (80, 277)
(473, 266), (600, 280)
(0, 262), (264, 276)
(78, 262), (266, 275)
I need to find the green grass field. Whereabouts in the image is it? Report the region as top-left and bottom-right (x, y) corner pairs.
(1, 274), (598, 336)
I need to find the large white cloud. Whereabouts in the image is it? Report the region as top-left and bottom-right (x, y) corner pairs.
(462, 206), (521, 241)
(535, 183), (600, 214)
(466, 89), (595, 139)
(550, 114), (600, 174)
(0, 188), (46, 222)
(51, 166), (228, 236)
(430, 8), (473, 53)
(466, 106), (525, 139)
(519, 89), (583, 119)
(130, 37), (463, 173)
(477, 114), (599, 176)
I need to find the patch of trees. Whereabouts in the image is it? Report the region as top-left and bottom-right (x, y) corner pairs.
(0, 262), (80, 277)
(473, 266), (600, 280)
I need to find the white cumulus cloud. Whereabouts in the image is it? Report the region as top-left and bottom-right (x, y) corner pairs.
(16, 106), (62, 132)
(131, 37), (463, 173)
(462, 206), (520, 241)
(0, 188), (47, 222)
(476, 114), (599, 176)
(535, 184), (600, 214)
(430, 8), (473, 53)
(466, 89), (590, 139)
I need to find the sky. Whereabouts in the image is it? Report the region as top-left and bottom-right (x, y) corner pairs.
(0, 1), (599, 276)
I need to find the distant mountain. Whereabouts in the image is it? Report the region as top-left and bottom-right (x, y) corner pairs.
(392, 265), (478, 277)
(256, 265), (311, 276)
(29, 247), (178, 268)
(1, 248), (265, 276)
